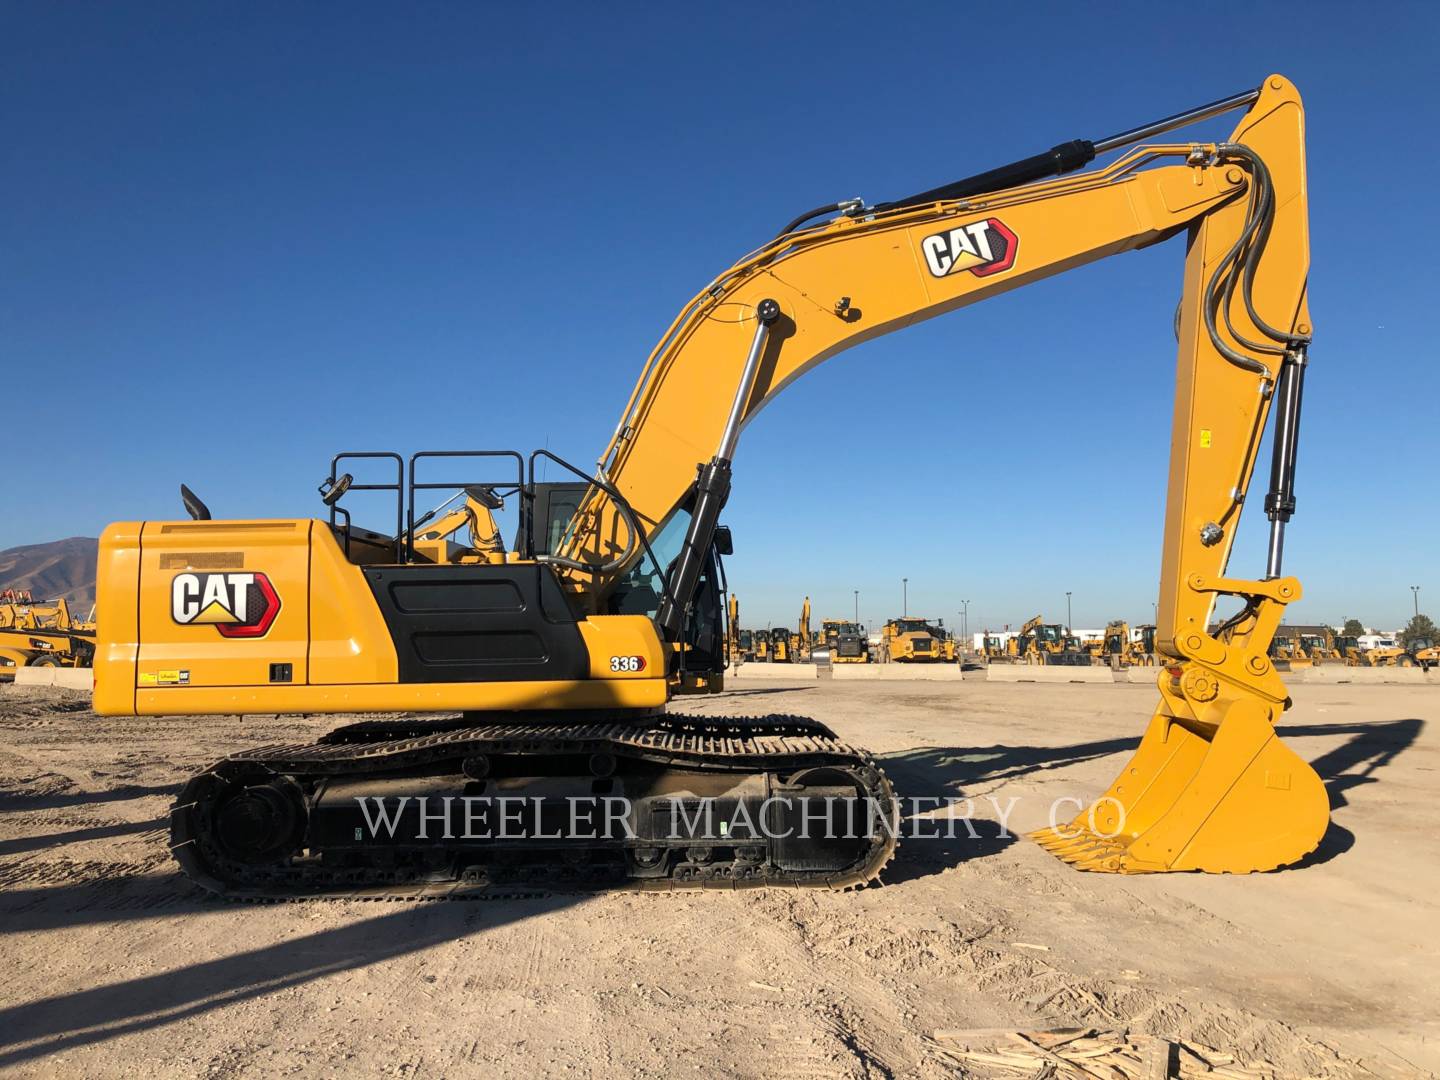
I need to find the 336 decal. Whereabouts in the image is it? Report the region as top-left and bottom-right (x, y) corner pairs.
(608, 655), (647, 673)
(920, 218), (1018, 279)
(171, 572), (281, 638)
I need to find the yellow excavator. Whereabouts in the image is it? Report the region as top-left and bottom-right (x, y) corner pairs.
(94, 76), (1327, 892)
(726, 594), (741, 666)
(789, 597), (812, 661)
(726, 595), (763, 664)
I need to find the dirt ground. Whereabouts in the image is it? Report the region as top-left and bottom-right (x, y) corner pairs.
(0, 677), (1434, 1079)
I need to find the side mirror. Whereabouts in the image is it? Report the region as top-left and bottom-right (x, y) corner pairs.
(713, 525), (734, 556)
(180, 483), (212, 521)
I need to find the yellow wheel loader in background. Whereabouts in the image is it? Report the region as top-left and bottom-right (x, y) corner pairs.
(978, 631), (1007, 662)
(1268, 632), (1312, 671)
(937, 625), (958, 662)
(818, 618), (871, 663)
(1363, 644), (1415, 668)
(752, 630), (771, 662)
(1306, 629), (1362, 666)
(1128, 624), (1159, 666)
(1101, 621), (1136, 666)
(0, 590), (97, 679)
(95, 77), (1328, 892)
(1330, 633), (1364, 665)
(1409, 639), (1439, 672)
(1012, 615), (1090, 666)
(767, 626), (792, 663)
(735, 629), (756, 662)
(1297, 632), (1332, 667)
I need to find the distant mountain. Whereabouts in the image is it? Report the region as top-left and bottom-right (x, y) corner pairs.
(0, 537), (99, 607)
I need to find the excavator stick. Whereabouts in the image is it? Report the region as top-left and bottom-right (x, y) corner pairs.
(1028, 76), (1329, 874)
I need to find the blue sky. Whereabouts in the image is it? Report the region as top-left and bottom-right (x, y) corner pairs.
(4, 3), (1436, 631)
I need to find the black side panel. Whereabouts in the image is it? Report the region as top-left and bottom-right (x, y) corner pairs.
(364, 564), (588, 683)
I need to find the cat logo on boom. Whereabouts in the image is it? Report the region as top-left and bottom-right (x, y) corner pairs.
(920, 218), (1018, 279)
(171, 572), (281, 638)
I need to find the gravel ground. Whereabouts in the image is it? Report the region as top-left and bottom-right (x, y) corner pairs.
(0, 678), (1434, 1078)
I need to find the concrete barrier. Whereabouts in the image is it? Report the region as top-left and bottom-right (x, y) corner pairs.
(985, 664), (1114, 683)
(1119, 666), (1161, 685)
(1294, 665), (1428, 685)
(831, 664), (963, 681)
(14, 666), (94, 691)
(729, 663), (819, 681)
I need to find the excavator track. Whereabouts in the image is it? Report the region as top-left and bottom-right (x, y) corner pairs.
(171, 713), (897, 900)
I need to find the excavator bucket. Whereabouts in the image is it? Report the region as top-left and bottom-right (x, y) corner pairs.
(1030, 699), (1329, 873)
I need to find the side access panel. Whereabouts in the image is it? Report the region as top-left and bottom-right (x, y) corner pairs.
(363, 563), (589, 683)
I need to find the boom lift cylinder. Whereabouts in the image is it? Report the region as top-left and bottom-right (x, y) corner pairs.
(656, 299), (779, 637)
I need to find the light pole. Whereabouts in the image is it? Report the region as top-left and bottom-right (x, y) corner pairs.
(960, 600), (970, 640)
(853, 589), (859, 624)
(903, 578), (908, 617)
(1066, 591), (1073, 634)
(1412, 585), (1421, 618)
(1152, 601), (1158, 624)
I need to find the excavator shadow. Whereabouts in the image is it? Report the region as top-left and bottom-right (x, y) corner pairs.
(875, 737), (1140, 883)
(708, 686), (818, 698)
(1276, 718), (1425, 809)
(0, 884), (579, 1068)
(877, 718), (1425, 879)
(0, 818), (165, 859)
(881, 736), (1140, 798)
(0, 783), (176, 813)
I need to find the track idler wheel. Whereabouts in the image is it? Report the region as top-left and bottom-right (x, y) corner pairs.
(211, 776), (307, 865)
